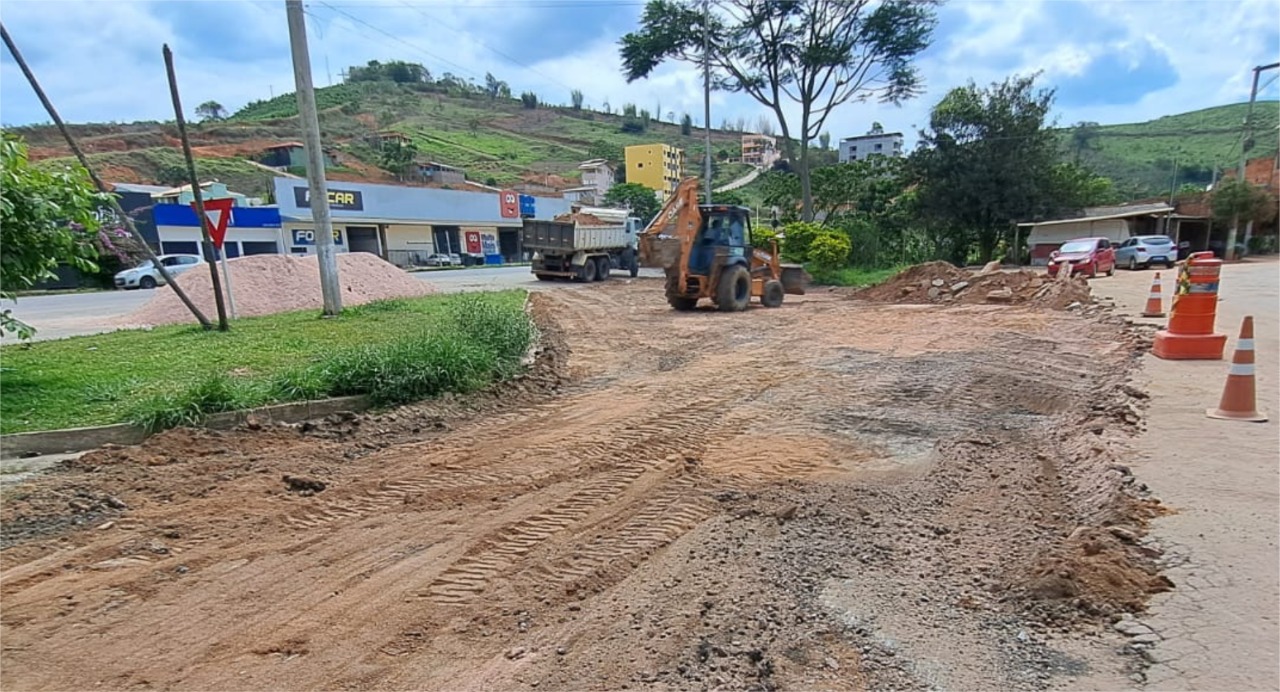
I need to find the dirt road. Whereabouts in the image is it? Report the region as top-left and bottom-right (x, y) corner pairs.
(1, 278), (1163, 690)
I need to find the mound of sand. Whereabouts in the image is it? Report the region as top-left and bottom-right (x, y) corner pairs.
(856, 261), (1092, 310)
(553, 212), (607, 225)
(118, 253), (437, 327)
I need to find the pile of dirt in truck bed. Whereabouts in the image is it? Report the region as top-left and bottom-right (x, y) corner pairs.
(553, 212), (607, 225)
(856, 261), (1093, 310)
(117, 253), (436, 327)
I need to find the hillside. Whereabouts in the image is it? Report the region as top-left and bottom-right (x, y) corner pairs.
(1061, 101), (1280, 197)
(13, 81), (753, 198)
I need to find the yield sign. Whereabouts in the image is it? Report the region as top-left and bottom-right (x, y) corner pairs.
(190, 198), (235, 249)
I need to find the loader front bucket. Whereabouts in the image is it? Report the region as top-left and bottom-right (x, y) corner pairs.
(780, 264), (807, 295)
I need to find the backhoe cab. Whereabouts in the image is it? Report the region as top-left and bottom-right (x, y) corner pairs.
(638, 177), (805, 312)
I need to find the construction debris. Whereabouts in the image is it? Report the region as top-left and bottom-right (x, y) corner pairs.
(856, 261), (1093, 310)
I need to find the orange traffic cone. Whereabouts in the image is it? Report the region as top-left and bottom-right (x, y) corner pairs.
(1207, 316), (1268, 422)
(1141, 273), (1166, 318)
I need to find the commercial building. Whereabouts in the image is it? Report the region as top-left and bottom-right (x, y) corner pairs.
(838, 131), (904, 163)
(153, 204), (284, 258)
(625, 144), (685, 198)
(271, 177), (571, 266)
(741, 134), (779, 167)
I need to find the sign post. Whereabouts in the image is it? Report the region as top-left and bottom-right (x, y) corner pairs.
(191, 198), (237, 319)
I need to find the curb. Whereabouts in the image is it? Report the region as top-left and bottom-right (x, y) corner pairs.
(0, 395), (371, 461)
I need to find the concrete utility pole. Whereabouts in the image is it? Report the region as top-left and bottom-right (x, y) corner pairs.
(1227, 61), (1280, 260)
(702, 0), (713, 204)
(286, 0), (342, 315)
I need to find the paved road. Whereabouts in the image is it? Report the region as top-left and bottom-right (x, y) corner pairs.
(1, 265), (664, 343)
(1077, 257), (1279, 690)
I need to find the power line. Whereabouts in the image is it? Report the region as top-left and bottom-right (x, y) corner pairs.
(394, 0), (581, 95)
(313, 1), (486, 81)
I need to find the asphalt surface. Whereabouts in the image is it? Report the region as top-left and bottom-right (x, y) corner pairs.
(2, 265), (664, 343)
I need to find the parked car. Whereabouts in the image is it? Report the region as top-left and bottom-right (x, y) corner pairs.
(423, 253), (455, 267)
(114, 254), (203, 289)
(1046, 237), (1116, 278)
(1115, 235), (1177, 270)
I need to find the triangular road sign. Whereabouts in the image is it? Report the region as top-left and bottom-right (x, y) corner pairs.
(190, 198), (236, 250)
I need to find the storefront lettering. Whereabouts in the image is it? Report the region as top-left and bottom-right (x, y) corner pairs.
(291, 228), (344, 246)
(293, 187), (364, 211)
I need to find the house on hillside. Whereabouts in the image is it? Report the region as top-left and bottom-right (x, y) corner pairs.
(838, 131), (903, 163)
(416, 160), (466, 185)
(259, 142), (335, 171)
(577, 158), (616, 198)
(741, 133), (779, 167)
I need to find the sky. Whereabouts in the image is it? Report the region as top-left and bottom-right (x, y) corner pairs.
(1, 0), (1278, 150)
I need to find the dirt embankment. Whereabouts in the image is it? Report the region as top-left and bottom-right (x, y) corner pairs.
(1, 283), (1166, 691)
(116, 253), (436, 327)
(857, 261), (1093, 310)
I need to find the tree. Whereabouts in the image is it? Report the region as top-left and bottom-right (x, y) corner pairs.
(868, 121), (884, 135)
(485, 72), (510, 100)
(520, 91), (539, 109)
(1211, 178), (1278, 227)
(681, 113), (693, 136)
(1069, 121), (1101, 163)
(571, 89), (585, 110)
(588, 140), (624, 164)
(621, 0), (938, 222)
(910, 73), (1070, 263)
(757, 114), (775, 136)
(195, 100), (226, 121)
(604, 182), (661, 222)
(379, 139), (418, 178)
(1, 134), (111, 338)
(714, 190), (749, 206)
(819, 132), (831, 151)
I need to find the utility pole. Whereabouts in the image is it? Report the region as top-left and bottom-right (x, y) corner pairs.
(702, 0), (712, 204)
(164, 44), (230, 331)
(1228, 61), (1280, 260)
(286, 0), (342, 315)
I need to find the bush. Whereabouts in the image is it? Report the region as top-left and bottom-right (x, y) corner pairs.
(807, 232), (852, 271)
(778, 221), (825, 262)
(127, 374), (267, 432)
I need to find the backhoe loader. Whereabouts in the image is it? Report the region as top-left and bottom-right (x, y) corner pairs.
(637, 177), (805, 312)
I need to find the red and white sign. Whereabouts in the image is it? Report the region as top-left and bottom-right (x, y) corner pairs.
(190, 197), (236, 250)
(465, 230), (482, 255)
(499, 190), (520, 219)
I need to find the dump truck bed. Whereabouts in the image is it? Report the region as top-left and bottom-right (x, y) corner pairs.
(522, 220), (632, 252)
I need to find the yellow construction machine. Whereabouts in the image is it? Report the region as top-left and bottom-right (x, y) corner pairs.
(637, 177), (805, 311)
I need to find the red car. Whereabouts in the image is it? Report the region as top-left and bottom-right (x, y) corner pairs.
(1046, 237), (1117, 278)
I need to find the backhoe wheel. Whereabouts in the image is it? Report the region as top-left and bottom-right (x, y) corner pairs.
(761, 280), (785, 308)
(596, 257), (611, 281)
(665, 271), (698, 311)
(716, 265), (751, 312)
(582, 258), (598, 282)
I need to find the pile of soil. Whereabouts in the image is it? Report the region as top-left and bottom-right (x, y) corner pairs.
(857, 261), (1093, 310)
(553, 212), (606, 225)
(117, 253), (436, 327)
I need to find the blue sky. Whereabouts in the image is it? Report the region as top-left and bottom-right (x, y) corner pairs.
(2, 0), (1278, 149)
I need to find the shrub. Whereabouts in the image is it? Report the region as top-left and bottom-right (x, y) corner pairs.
(807, 232), (853, 271)
(126, 373), (266, 432)
(778, 221), (825, 261)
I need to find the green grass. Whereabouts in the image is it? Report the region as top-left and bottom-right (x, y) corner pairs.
(0, 292), (532, 434)
(807, 265), (905, 287)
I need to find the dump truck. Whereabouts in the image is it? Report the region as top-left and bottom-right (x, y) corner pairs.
(522, 206), (643, 282)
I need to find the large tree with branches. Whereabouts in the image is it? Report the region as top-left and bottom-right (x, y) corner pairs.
(620, 0), (938, 221)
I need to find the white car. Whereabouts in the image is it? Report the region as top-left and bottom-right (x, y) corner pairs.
(114, 254), (203, 289)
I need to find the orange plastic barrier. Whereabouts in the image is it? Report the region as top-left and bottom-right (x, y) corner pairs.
(1207, 316), (1267, 422)
(1141, 272), (1166, 318)
(1152, 252), (1226, 360)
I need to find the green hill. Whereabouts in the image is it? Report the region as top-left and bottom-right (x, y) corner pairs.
(1061, 101), (1279, 197)
(15, 80), (754, 198)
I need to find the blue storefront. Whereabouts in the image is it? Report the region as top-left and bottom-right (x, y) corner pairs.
(152, 204), (284, 258)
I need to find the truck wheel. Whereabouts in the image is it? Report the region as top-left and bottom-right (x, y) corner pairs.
(581, 260), (597, 282)
(139, 276), (157, 289)
(596, 257), (611, 281)
(665, 271), (698, 311)
(630, 259), (639, 278)
(626, 249), (640, 277)
(716, 265), (751, 312)
(761, 280), (785, 308)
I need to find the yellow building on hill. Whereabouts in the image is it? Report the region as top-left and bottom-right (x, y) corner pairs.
(625, 144), (685, 199)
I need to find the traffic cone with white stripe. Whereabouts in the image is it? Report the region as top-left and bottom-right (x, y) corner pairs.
(1141, 272), (1166, 318)
(1207, 316), (1268, 422)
